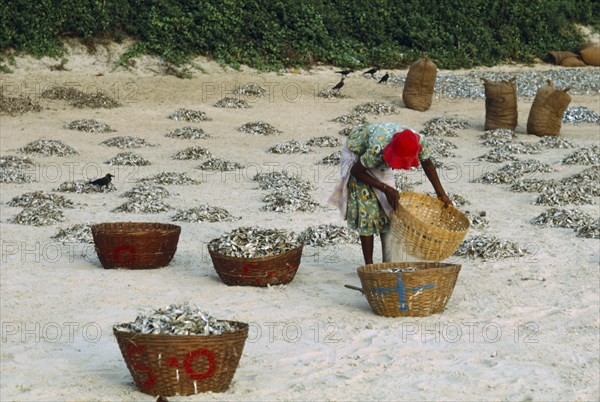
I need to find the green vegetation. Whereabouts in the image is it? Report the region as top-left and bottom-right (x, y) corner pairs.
(1, 0), (598, 71)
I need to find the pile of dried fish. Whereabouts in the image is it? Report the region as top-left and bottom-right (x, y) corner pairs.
(448, 193), (470, 207)
(576, 219), (599, 239)
(316, 88), (348, 99)
(565, 166), (600, 195)
(115, 303), (239, 336)
(300, 224), (359, 247)
(71, 92), (121, 109)
(238, 121), (282, 136)
(353, 102), (399, 115)
(168, 108), (210, 122)
(0, 168), (34, 184)
(51, 224), (93, 243)
(113, 199), (172, 214)
(0, 94), (42, 115)
(253, 171), (313, 192)
(172, 205), (240, 222)
(101, 136), (156, 149)
(394, 173), (422, 192)
(214, 97), (251, 108)
(537, 136), (575, 149)
(208, 226), (302, 258)
(233, 83), (267, 97)
(1, 155), (34, 169)
(477, 148), (519, 163)
(268, 140), (311, 154)
(562, 146), (599, 165)
(262, 189), (320, 213)
(105, 152), (151, 166)
(11, 205), (65, 226)
(164, 126), (211, 140)
(463, 210), (489, 229)
(64, 119), (115, 133)
(338, 127), (353, 137)
(122, 184), (170, 202)
(510, 178), (559, 193)
(422, 117), (470, 137)
(530, 208), (594, 229)
(8, 191), (74, 209)
(18, 140), (78, 157)
(535, 183), (595, 206)
(475, 160), (555, 185)
(138, 172), (201, 185)
(172, 146), (212, 160)
(318, 151), (341, 165)
(562, 106), (600, 124)
(480, 129), (516, 147)
(196, 157), (243, 171)
(41, 86), (83, 101)
(454, 235), (530, 261)
(56, 179), (116, 193)
(427, 137), (457, 158)
(332, 113), (368, 126)
(306, 136), (342, 147)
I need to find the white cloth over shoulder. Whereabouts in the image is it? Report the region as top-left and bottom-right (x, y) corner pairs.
(327, 143), (396, 220)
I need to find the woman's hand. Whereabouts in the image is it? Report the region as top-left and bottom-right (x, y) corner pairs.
(383, 185), (399, 210)
(437, 192), (453, 207)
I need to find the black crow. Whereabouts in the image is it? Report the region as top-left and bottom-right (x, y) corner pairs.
(335, 69), (354, 77)
(378, 72), (389, 83)
(363, 67), (380, 77)
(90, 173), (114, 188)
(332, 77), (345, 91)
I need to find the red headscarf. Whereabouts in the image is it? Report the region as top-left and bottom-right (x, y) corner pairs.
(382, 129), (422, 169)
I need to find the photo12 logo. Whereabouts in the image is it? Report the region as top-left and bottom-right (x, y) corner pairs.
(1, 321), (103, 344)
(398, 321), (539, 344)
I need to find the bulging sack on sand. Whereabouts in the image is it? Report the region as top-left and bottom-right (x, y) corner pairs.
(483, 77), (518, 131)
(402, 57), (437, 111)
(548, 51), (578, 65)
(526, 80), (571, 137)
(580, 45), (600, 66)
(560, 56), (587, 67)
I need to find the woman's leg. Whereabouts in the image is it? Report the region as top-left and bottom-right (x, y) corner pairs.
(359, 235), (374, 264)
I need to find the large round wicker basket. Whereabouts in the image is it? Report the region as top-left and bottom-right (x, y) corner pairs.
(91, 222), (181, 269)
(113, 321), (248, 396)
(208, 245), (303, 287)
(356, 262), (461, 317)
(390, 192), (469, 261)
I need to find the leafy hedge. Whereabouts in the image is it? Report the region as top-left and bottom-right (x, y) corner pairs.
(1, 0), (598, 70)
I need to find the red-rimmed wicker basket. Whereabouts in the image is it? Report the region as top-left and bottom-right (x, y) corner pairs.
(208, 245), (303, 287)
(91, 222), (181, 269)
(356, 262), (461, 317)
(391, 192), (470, 261)
(113, 321), (248, 396)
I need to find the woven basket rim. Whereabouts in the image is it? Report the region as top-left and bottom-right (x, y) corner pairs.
(394, 192), (470, 233)
(208, 244), (303, 263)
(358, 262), (461, 274)
(113, 320), (249, 338)
(92, 222), (181, 234)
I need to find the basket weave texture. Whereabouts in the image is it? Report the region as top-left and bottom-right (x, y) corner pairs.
(114, 321), (248, 396)
(390, 192), (469, 261)
(91, 222), (181, 269)
(357, 262), (461, 317)
(209, 246), (303, 287)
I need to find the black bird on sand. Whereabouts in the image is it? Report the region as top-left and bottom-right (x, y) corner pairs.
(90, 173), (114, 189)
(378, 72), (389, 83)
(363, 67), (380, 77)
(335, 69), (354, 77)
(332, 76), (345, 91)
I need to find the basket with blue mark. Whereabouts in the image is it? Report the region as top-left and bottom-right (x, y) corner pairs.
(347, 262), (461, 317)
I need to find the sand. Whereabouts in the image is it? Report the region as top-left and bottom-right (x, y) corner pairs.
(1, 43), (599, 401)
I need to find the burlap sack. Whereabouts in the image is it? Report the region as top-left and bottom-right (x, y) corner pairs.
(483, 77), (518, 131)
(580, 45), (600, 66)
(548, 51), (578, 65)
(560, 56), (587, 67)
(526, 80), (571, 137)
(402, 57), (437, 111)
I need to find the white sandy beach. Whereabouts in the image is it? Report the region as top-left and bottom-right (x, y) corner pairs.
(1, 43), (599, 401)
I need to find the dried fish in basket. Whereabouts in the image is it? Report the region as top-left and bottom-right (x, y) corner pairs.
(168, 108), (210, 122)
(8, 191), (74, 208)
(172, 205), (240, 222)
(268, 140), (311, 154)
(18, 140), (78, 157)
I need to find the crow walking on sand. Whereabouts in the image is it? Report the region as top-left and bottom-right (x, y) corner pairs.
(335, 69), (354, 77)
(378, 72), (389, 83)
(332, 76), (345, 92)
(90, 173), (114, 189)
(363, 67), (380, 77)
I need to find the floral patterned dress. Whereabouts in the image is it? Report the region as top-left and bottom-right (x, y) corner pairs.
(346, 123), (432, 236)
